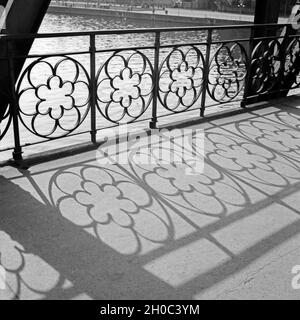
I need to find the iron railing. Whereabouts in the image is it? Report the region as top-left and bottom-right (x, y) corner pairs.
(0, 23), (300, 161)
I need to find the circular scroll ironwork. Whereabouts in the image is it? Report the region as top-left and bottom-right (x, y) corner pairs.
(283, 37), (300, 89)
(250, 39), (281, 95)
(96, 50), (154, 124)
(17, 56), (90, 139)
(208, 42), (247, 103)
(159, 45), (205, 113)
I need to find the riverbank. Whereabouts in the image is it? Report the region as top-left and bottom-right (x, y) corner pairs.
(47, 4), (254, 26)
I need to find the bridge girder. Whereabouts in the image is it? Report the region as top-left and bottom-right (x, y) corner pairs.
(0, 0), (51, 120)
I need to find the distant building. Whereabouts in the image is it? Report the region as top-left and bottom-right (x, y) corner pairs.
(153, 0), (174, 6)
(123, 0), (174, 7)
(195, 0), (209, 9)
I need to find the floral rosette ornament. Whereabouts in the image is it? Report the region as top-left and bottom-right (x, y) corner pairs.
(159, 46), (204, 112)
(17, 56), (90, 139)
(96, 50), (153, 124)
(208, 42), (247, 103)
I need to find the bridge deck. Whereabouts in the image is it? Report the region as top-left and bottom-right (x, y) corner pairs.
(1, 95), (300, 300)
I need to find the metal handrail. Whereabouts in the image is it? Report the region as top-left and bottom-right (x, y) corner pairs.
(0, 23), (290, 40)
(0, 23), (299, 161)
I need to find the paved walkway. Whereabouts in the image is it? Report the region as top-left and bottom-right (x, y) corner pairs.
(140, 7), (254, 22)
(141, 7), (289, 24)
(1, 96), (300, 299)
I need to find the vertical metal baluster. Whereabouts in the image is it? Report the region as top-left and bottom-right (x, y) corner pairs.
(90, 34), (97, 143)
(241, 26), (255, 108)
(7, 39), (23, 162)
(200, 28), (212, 117)
(150, 31), (160, 129)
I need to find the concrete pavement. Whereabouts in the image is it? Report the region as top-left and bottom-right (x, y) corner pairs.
(0, 96), (300, 299)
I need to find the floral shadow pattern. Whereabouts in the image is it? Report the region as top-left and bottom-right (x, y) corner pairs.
(48, 107), (300, 258)
(1, 104), (300, 299)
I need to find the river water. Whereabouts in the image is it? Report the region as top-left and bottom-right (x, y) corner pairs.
(0, 12), (248, 158)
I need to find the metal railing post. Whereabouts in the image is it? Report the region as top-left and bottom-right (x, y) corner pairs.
(200, 28), (212, 117)
(89, 34), (97, 143)
(7, 40), (23, 162)
(150, 31), (160, 129)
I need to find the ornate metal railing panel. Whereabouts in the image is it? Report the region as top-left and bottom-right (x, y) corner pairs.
(96, 50), (154, 124)
(0, 23), (299, 161)
(250, 39), (282, 95)
(17, 56), (91, 139)
(208, 41), (248, 103)
(284, 37), (300, 89)
(158, 45), (205, 113)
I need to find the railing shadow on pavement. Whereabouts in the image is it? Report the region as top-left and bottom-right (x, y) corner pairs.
(1, 101), (300, 299)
